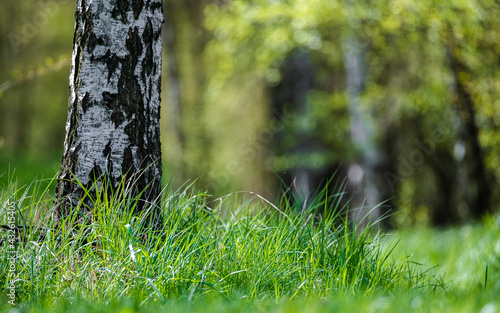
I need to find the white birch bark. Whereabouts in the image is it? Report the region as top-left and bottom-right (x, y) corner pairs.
(56, 0), (164, 221)
(343, 36), (382, 225)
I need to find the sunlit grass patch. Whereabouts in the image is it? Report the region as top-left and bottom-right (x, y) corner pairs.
(386, 215), (500, 293)
(0, 176), (458, 312)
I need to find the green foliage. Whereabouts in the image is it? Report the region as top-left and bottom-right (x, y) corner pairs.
(0, 0), (73, 156)
(204, 0), (500, 223)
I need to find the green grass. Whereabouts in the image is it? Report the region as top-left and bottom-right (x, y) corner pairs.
(385, 217), (500, 293)
(0, 176), (498, 312)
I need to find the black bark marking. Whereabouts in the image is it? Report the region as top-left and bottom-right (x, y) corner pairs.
(103, 139), (114, 178)
(124, 118), (141, 147)
(88, 163), (103, 182)
(87, 33), (105, 56)
(118, 27), (143, 119)
(102, 92), (118, 110)
(132, 0), (143, 20)
(95, 49), (122, 83)
(150, 1), (163, 14)
(103, 140), (112, 158)
(87, 33), (97, 53)
(126, 27), (143, 61)
(81, 92), (91, 114)
(110, 111), (126, 127)
(122, 146), (136, 176)
(112, 0), (129, 23)
(142, 18), (154, 77)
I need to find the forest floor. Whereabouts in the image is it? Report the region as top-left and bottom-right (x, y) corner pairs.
(0, 175), (499, 313)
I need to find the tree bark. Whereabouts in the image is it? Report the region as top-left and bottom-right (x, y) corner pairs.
(343, 36), (382, 226)
(447, 47), (491, 219)
(272, 51), (316, 209)
(55, 0), (164, 227)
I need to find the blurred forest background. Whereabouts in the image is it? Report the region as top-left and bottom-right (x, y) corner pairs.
(1, 0), (499, 228)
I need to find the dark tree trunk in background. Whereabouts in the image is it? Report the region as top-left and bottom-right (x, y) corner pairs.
(428, 148), (460, 225)
(273, 51), (324, 209)
(447, 48), (491, 219)
(287, 51), (315, 207)
(55, 0), (164, 227)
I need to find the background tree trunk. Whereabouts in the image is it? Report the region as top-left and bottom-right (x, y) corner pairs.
(343, 36), (382, 226)
(55, 0), (164, 227)
(286, 51), (315, 208)
(447, 47), (491, 219)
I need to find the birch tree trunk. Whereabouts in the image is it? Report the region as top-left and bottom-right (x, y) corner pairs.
(55, 0), (164, 227)
(343, 37), (382, 226)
